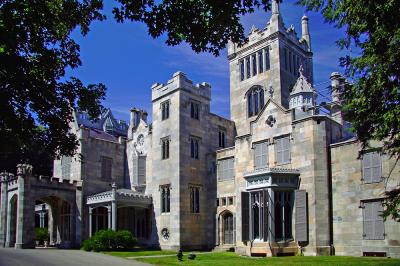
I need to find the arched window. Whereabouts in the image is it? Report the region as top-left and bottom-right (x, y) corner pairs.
(247, 86), (265, 117)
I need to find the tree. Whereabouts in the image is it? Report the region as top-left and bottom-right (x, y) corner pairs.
(0, 0), (106, 172)
(112, 0), (273, 56)
(1, 0), (274, 173)
(298, 0), (400, 220)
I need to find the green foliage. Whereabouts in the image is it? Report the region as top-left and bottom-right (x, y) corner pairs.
(112, 0), (276, 56)
(298, 0), (400, 221)
(82, 230), (137, 252)
(35, 227), (49, 242)
(0, 1), (106, 171)
(383, 187), (400, 222)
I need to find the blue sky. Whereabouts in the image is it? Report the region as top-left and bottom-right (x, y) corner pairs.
(68, 1), (346, 122)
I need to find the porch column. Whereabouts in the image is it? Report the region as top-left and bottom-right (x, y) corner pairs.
(88, 207), (93, 237)
(111, 183), (117, 231)
(39, 212), (45, 228)
(268, 188), (275, 242)
(107, 205), (112, 229)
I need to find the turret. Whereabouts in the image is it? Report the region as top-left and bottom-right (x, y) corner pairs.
(289, 66), (317, 113)
(301, 15), (311, 51)
(269, 0), (284, 33)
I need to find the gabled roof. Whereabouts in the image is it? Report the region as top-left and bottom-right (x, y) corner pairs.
(75, 108), (128, 137)
(290, 66), (315, 95)
(251, 97), (290, 125)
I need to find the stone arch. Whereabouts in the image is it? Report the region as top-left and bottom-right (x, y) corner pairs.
(6, 194), (18, 247)
(31, 195), (75, 248)
(1, 165), (80, 249)
(217, 209), (235, 246)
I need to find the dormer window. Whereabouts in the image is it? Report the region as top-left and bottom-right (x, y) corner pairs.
(247, 86), (265, 117)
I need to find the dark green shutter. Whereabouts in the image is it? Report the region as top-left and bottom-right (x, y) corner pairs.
(263, 190), (269, 241)
(241, 192), (250, 242)
(295, 190), (308, 242)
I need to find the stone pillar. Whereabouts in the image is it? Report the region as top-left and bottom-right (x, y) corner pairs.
(268, 188), (275, 243)
(15, 164), (35, 249)
(0, 172), (9, 247)
(48, 206), (54, 245)
(111, 183), (117, 231)
(74, 185), (82, 247)
(107, 205), (112, 230)
(88, 207), (93, 237)
(39, 212), (45, 228)
(6, 193), (14, 247)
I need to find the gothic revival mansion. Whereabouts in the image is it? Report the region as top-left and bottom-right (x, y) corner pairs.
(1, 1), (399, 258)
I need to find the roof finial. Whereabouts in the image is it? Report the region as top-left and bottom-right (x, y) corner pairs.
(299, 65), (304, 76)
(272, 0), (280, 15)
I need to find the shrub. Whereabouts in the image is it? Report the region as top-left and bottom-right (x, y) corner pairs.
(35, 227), (49, 243)
(81, 229), (137, 252)
(115, 230), (137, 249)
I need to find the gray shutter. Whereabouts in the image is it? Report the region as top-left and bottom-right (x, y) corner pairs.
(371, 152), (382, 183)
(283, 137), (290, 163)
(261, 142), (268, 168)
(138, 156), (146, 185)
(275, 138), (282, 164)
(255, 142), (268, 169)
(295, 190), (308, 242)
(362, 153), (372, 183)
(132, 155), (138, 185)
(241, 192), (250, 242)
(373, 201), (385, 239)
(363, 202), (374, 239)
(254, 143), (262, 169)
(217, 161), (221, 181)
(263, 190), (269, 241)
(219, 160), (225, 180)
(228, 158), (234, 180)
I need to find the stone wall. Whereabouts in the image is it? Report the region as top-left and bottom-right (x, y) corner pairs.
(331, 140), (400, 257)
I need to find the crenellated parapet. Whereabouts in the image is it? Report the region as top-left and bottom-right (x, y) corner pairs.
(151, 71), (211, 102)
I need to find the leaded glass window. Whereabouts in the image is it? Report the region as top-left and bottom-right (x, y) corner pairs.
(247, 86), (265, 117)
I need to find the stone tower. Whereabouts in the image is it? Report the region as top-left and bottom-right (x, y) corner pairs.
(227, 0), (313, 135)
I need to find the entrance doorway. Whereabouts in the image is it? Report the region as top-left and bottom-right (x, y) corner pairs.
(223, 212), (234, 244)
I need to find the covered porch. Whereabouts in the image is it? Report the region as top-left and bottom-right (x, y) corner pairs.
(240, 167), (306, 256)
(86, 184), (153, 242)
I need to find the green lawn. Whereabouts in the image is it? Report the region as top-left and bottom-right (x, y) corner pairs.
(131, 252), (400, 266)
(103, 249), (176, 258)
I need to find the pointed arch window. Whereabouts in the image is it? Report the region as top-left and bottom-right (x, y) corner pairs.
(247, 86), (265, 117)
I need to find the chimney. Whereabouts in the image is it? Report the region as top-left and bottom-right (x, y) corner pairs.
(330, 72), (344, 103)
(130, 108), (141, 128)
(329, 72), (346, 125)
(141, 111), (148, 124)
(301, 15), (311, 51)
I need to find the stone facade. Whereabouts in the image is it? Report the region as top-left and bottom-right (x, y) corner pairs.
(0, 0), (398, 258)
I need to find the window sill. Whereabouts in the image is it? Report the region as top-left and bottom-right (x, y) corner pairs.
(161, 212), (171, 215)
(275, 162), (291, 166)
(361, 180), (383, 185)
